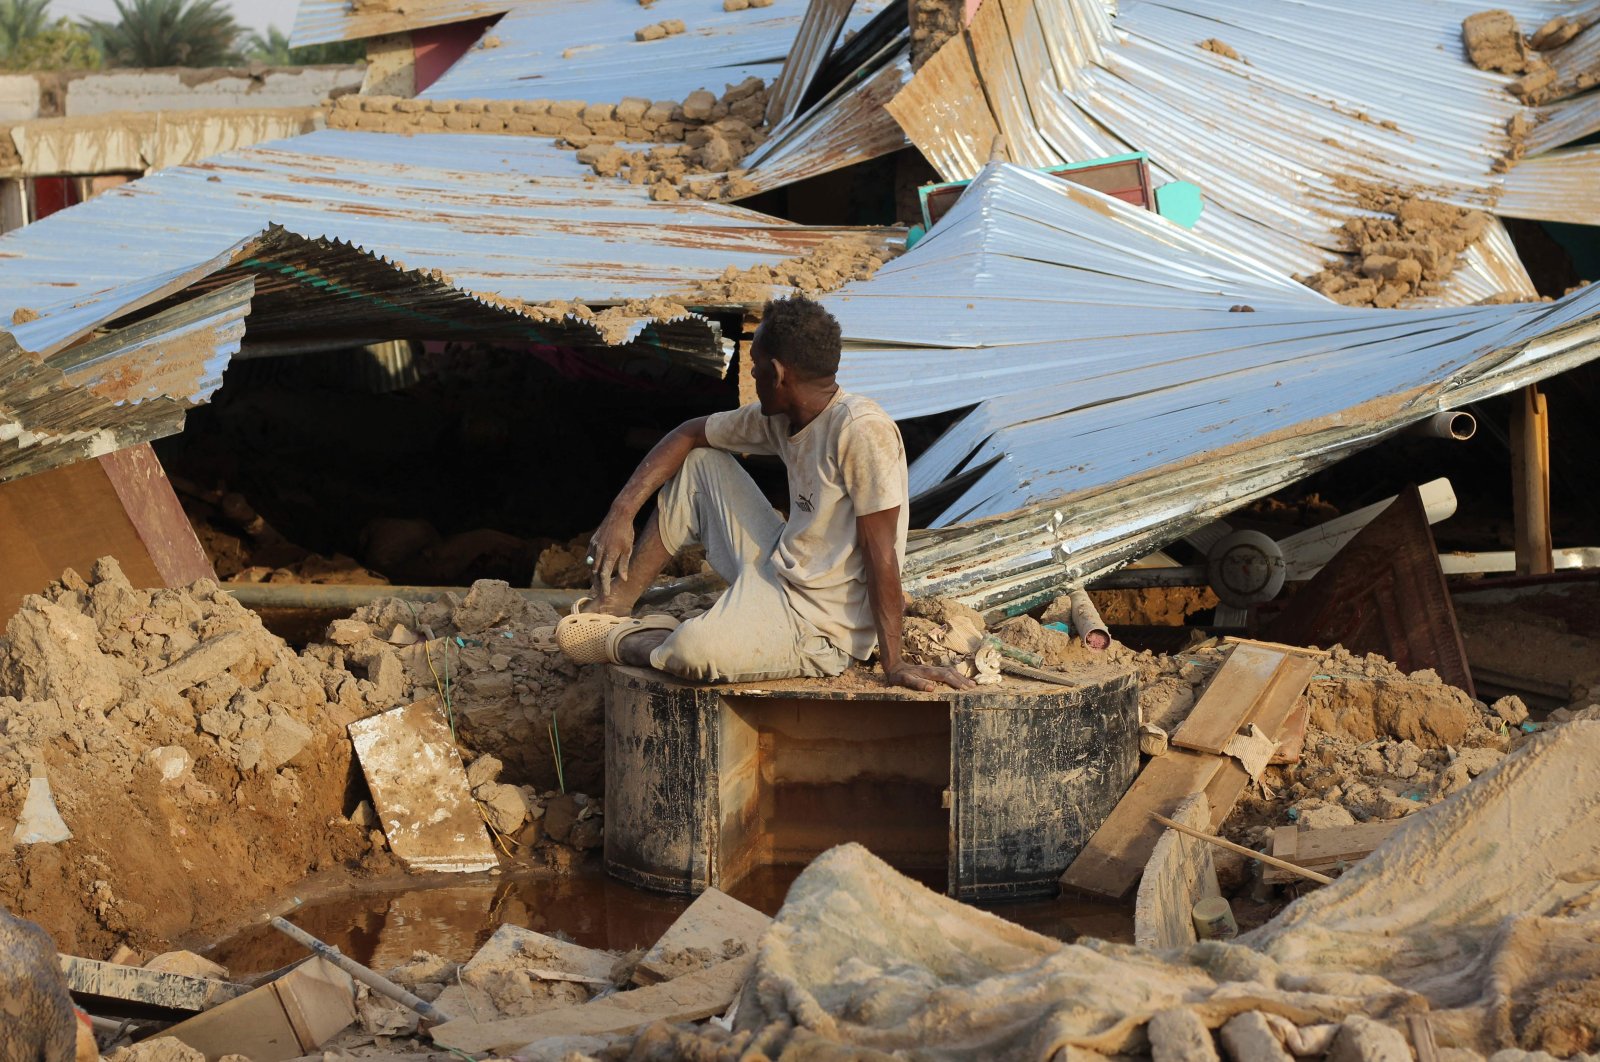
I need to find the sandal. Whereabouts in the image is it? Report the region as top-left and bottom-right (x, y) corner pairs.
(555, 599), (679, 665)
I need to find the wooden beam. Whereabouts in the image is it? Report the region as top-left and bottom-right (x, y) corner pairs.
(1511, 383), (1553, 576)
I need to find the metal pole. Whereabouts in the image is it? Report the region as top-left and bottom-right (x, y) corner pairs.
(267, 917), (453, 1024)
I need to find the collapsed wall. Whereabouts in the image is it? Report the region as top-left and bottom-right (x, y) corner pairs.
(0, 563), (612, 956)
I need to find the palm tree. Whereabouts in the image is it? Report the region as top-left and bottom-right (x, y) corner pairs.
(0, 0), (52, 59)
(242, 24), (365, 67)
(241, 24), (364, 66)
(83, 0), (241, 67)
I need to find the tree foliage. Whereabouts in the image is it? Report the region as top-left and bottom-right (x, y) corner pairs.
(0, 0), (100, 70)
(84, 0), (241, 68)
(242, 24), (365, 67)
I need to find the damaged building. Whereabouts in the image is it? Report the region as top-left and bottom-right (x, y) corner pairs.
(2, 0), (1600, 1059)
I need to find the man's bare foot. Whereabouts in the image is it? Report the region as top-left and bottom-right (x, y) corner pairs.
(615, 628), (673, 666)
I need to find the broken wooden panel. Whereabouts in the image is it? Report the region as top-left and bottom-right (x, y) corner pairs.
(348, 697), (497, 873)
(1263, 821), (1403, 884)
(633, 887), (771, 986)
(1268, 485), (1475, 697)
(1171, 643), (1287, 754)
(1133, 793), (1220, 951)
(160, 957), (356, 1062)
(0, 442), (215, 624)
(430, 956), (755, 1054)
(60, 954), (245, 1016)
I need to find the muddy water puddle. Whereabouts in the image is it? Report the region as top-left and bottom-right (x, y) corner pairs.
(210, 863), (1131, 977)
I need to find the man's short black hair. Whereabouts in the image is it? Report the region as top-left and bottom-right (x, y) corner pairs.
(759, 295), (842, 379)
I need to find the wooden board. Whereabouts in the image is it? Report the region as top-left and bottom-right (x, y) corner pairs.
(59, 954), (245, 1015)
(633, 887), (771, 986)
(465, 924), (616, 981)
(160, 957), (355, 1062)
(1171, 644), (1285, 755)
(431, 955), (754, 1054)
(1270, 702), (1310, 766)
(1263, 821), (1402, 883)
(1065, 654), (1317, 900)
(1060, 749), (1226, 900)
(347, 697), (497, 873)
(1133, 793), (1219, 950)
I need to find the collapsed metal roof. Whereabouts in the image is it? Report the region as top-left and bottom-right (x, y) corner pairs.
(0, 126), (893, 483)
(886, 0), (1600, 304)
(291, 0), (512, 47)
(418, 0), (883, 104)
(868, 164), (1600, 615)
(0, 129), (889, 367)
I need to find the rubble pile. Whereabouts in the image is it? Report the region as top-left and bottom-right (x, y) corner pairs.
(339, 579), (608, 796)
(0, 559), (379, 954)
(1461, 9), (1594, 104)
(0, 565), (617, 956)
(1298, 189), (1495, 307)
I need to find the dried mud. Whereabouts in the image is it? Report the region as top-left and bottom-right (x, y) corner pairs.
(1298, 187), (1496, 307)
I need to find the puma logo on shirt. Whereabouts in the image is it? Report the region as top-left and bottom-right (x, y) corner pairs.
(796, 492), (815, 513)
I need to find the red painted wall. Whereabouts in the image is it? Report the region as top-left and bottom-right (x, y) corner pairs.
(413, 17), (500, 93)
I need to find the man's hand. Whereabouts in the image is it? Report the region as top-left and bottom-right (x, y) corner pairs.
(588, 514), (635, 597)
(884, 661), (976, 692)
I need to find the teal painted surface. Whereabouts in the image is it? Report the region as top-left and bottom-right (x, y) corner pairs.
(1155, 181), (1204, 229)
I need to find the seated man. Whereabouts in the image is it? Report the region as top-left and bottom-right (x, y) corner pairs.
(556, 295), (972, 692)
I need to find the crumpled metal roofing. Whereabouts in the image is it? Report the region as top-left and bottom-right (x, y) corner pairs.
(837, 164), (1600, 616)
(885, 0), (1600, 305)
(292, 0), (511, 47)
(1, 280), (255, 485)
(419, 0), (883, 105)
(0, 129), (890, 376)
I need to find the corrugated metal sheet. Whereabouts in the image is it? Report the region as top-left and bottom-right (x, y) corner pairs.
(291, 0), (512, 47)
(742, 44), (911, 192)
(763, 0), (857, 128)
(888, 0), (1600, 305)
(0, 129), (893, 376)
(1497, 144), (1600, 224)
(829, 165), (1600, 616)
(419, 0), (883, 104)
(0, 281), (255, 484)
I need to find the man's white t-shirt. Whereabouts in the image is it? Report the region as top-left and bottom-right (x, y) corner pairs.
(703, 391), (909, 660)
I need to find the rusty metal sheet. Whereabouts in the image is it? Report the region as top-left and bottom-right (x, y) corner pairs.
(1267, 485), (1475, 696)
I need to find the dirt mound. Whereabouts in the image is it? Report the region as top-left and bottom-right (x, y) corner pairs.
(1299, 188), (1493, 307)
(1198, 38), (1243, 62)
(0, 559), (386, 954)
(343, 581), (607, 793)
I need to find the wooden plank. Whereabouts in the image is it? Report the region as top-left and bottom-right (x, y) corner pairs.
(634, 887), (771, 986)
(1060, 749), (1226, 900)
(1241, 654), (1318, 740)
(1133, 793), (1219, 951)
(1511, 383), (1553, 577)
(347, 697), (497, 873)
(0, 458), (165, 625)
(465, 924), (616, 982)
(1262, 821), (1401, 883)
(1408, 1014), (1441, 1062)
(430, 955), (754, 1054)
(59, 954), (245, 1014)
(98, 443), (215, 588)
(1171, 644), (1285, 755)
(1270, 702), (1310, 765)
(161, 957), (355, 1062)
(1219, 636), (1326, 658)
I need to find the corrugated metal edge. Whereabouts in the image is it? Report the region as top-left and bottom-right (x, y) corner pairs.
(0, 280), (256, 485)
(764, 0), (857, 127)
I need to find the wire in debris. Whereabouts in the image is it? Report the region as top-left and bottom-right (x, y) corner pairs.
(549, 715), (566, 794)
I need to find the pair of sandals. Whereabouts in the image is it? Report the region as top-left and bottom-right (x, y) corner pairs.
(552, 598), (679, 665)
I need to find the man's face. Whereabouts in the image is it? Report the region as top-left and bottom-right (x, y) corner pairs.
(750, 324), (779, 414)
